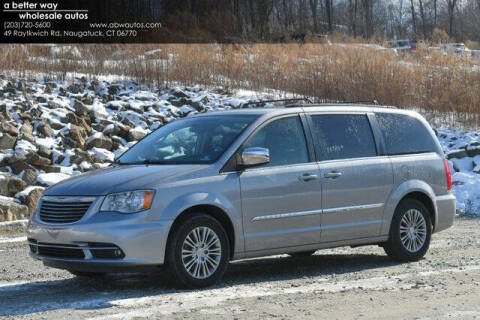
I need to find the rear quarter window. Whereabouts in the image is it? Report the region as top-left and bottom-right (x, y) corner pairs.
(375, 113), (438, 155)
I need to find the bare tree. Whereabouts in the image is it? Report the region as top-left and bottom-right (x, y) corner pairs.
(418, 0), (427, 39)
(410, 0), (417, 40)
(309, 0), (319, 33)
(326, 0), (334, 32)
(446, 0), (458, 37)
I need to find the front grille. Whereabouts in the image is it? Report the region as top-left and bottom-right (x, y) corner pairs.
(36, 243), (85, 259)
(40, 199), (93, 223)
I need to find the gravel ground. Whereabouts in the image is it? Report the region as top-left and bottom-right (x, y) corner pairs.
(0, 217), (479, 320)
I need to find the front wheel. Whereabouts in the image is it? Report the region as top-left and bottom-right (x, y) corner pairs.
(166, 214), (230, 288)
(383, 199), (432, 262)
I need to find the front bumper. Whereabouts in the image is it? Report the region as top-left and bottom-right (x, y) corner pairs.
(28, 206), (173, 272)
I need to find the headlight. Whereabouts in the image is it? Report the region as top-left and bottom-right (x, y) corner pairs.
(100, 190), (155, 213)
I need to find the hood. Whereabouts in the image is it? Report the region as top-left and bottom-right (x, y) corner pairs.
(44, 164), (210, 196)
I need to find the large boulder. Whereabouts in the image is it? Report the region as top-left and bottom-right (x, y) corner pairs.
(73, 99), (89, 117)
(0, 173), (27, 197)
(21, 168), (38, 185)
(466, 142), (480, 157)
(127, 127), (148, 142)
(0, 122), (19, 136)
(27, 153), (51, 167)
(20, 120), (33, 135)
(446, 149), (468, 160)
(67, 125), (87, 148)
(16, 187), (44, 215)
(0, 197), (29, 221)
(0, 133), (16, 149)
(86, 132), (112, 150)
(37, 122), (54, 138)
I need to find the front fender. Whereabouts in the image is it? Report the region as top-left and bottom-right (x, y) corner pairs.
(161, 191), (244, 254)
(381, 179), (437, 235)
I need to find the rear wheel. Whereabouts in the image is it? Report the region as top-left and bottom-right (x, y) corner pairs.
(288, 250), (316, 258)
(166, 214), (230, 288)
(383, 199), (432, 262)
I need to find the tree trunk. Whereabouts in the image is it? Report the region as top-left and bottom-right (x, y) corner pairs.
(326, 0), (333, 33)
(446, 0), (457, 38)
(309, 0), (319, 33)
(418, 0), (427, 39)
(433, 0), (437, 27)
(410, 0), (417, 41)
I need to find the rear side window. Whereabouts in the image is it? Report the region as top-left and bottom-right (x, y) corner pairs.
(310, 114), (377, 161)
(244, 116), (309, 167)
(375, 113), (438, 155)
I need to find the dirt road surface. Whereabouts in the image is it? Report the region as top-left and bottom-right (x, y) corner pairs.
(1, 217), (479, 320)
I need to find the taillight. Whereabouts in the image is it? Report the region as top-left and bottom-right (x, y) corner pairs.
(443, 158), (452, 191)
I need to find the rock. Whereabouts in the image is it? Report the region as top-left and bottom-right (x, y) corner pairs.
(45, 81), (57, 89)
(20, 188), (44, 215)
(48, 99), (65, 109)
(20, 120), (33, 135)
(0, 122), (19, 136)
(37, 122), (54, 138)
(73, 99), (89, 117)
(49, 121), (65, 130)
(36, 96), (47, 103)
(446, 149), (468, 160)
(37, 145), (52, 159)
(0, 173), (27, 197)
(21, 168), (38, 185)
(466, 143), (480, 157)
(83, 95), (94, 105)
(70, 149), (102, 165)
(61, 136), (77, 149)
(19, 132), (35, 144)
(0, 133), (16, 149)
(18, 112), (32, 121)
(67, 83), (84, 94)
(35, 165), (61, 173)
(128, 127), (148, 141)
(0, 197), (29, 221)
(86, 133), (112, 150)
(67, 125), (87, 148)
(27, 153), (51, 166)
(172, 88), (189, 98)
(108, 84), (121, 95)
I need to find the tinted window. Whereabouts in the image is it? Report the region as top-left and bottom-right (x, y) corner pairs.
(244, 116), (309, 167)
(310, 114), (377, 161)
(117, 115), (257, 164)
(376, 113), (438, 155)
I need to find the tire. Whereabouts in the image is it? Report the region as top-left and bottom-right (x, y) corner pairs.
(383, 199), (432, 262)
(288, 250), (316, 258)
(166, 214), (230, 288)
(69, 271), (107, 278)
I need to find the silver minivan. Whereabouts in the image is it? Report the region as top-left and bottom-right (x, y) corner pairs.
(28, 105), (456, 288)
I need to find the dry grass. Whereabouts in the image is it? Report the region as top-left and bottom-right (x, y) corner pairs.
(1, 43), (479, 125)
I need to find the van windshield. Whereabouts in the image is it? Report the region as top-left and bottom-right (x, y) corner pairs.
(116, 114), (258, 165)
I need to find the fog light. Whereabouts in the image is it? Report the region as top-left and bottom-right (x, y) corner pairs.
(115, 249), (122, 257)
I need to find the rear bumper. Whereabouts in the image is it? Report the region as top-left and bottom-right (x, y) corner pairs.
(27, 211), (173, 271)
(434, 193), (456, 233)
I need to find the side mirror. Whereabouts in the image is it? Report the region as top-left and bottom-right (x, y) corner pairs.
(239, 147), (270, 168)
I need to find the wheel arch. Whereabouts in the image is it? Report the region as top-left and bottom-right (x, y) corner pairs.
(382, 180), (438, 235)
(166, 204), (236, 259)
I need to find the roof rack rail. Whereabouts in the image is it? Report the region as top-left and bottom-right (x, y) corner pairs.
(241, 98), (313, 107)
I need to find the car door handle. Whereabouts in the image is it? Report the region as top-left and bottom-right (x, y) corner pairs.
(324, 171), (342, 179)
(299, 173), (318, 182)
